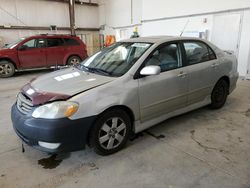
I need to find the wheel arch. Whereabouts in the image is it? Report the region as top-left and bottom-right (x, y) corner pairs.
(86, 105), (136, 146)
(216, 76), (230, 94)
(100, 105), (135, 130)
(0, 58), (17, 69)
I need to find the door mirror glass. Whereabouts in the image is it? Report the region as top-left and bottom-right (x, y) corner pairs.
(140, 65), (161, 76)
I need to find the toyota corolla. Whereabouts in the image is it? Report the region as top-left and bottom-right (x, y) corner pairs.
(11, 36), (238, 155)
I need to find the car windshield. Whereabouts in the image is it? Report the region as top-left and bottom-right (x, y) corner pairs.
(2, 37), (26, 49)
(80, 42), (152, 77)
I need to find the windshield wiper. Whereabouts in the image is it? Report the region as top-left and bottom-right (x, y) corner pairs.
(77, 65), (91, 72)
(88, 67), (112, 76)
(78, 65), (112, 76)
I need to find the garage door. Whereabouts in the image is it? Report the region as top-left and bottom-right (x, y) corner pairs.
(211, 13), (241, 57)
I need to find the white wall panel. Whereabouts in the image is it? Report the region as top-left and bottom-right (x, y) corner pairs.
(142, 15), (213, 38)
(0, 0), (98, 27)
(99, 0), (142, 27)
(75, 5), (99, 28)
(0, 0), (69, 27)
(142, 0), (250, 20)
(132, 0), (142, 25)
(238, 10), (250, 77)
(99, 0), (132, 27)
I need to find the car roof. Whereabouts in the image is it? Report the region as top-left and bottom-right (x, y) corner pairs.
(121, 36), (207, 44)
(28, 34), (78, 39)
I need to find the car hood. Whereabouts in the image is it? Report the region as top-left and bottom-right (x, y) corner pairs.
(0, 48), (14, 55)
(21, 68), (116, 105)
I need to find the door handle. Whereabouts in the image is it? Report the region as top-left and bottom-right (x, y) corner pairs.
(178, 71), (187, 78)
(211, 63), (219, 68)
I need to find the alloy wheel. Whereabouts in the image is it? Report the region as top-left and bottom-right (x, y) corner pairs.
(98, 117), (127, 150)
(0, 64), (13, 76)
(70, 58), (80, 66)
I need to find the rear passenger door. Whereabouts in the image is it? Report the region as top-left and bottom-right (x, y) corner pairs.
(182, 40), (220, 105)
(138, 42), (189, 122)
(46, 38), (66, 66)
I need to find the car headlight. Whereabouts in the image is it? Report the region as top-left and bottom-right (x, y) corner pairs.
(32, 101), (79, 119)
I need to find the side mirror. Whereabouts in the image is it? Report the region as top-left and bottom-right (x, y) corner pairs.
(140, 65), (161, 76)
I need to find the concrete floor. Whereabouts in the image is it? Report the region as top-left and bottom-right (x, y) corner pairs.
(0, 70), (250, 188)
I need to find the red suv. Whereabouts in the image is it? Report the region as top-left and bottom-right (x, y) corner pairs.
(0, 34), (88, 77)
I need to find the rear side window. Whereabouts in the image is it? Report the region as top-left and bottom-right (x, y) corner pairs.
(36, 39), (46, 48)
(183, 41), (216, 65)
(63, 38), (80, 46)
(47, 38), (64, 47)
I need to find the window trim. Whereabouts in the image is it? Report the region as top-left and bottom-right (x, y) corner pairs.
(181, 40), (217, 66)
(134, 41), (185, 79)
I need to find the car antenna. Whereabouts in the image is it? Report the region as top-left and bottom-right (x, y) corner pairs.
(180, 19), (190, 36)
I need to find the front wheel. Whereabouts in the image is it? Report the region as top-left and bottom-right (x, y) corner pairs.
(0, 61), (15, 78)
(210, 79), (229, 109)
(67, 56), (81, 66)
(89, 109), (132, 155)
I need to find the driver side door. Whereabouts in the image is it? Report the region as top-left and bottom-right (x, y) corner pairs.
(138, 42), (189, 122)
(18, 38), (47, 68)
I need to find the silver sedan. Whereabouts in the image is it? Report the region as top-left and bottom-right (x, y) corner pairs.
(12, 36), (239, 155)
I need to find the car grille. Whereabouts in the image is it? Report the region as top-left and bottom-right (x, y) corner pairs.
(17, 92), (33, 115)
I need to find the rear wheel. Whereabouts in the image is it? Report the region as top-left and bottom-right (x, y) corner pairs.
(210, 79), (229, 109)
(0, 61), (15, 78)
(89, 109), (132, 155)
(67, 56), (81, 66)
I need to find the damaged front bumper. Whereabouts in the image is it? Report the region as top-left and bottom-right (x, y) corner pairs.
(11, 104), (96, 153)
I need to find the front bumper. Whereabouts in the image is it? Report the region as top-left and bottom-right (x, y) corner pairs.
(11, 104), (96, 153)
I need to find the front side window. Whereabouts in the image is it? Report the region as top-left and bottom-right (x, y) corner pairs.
(145, 43), (182, 72)
(47, 38), (64, 47)
(22, 39), (36, 49)
(80, 42), (152, 77)
(20, 38), (46, 49)
(184, 41), (215, 65)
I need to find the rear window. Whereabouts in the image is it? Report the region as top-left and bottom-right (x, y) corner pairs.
(47, 38), (64, 47)
(63, 38), (80, 46)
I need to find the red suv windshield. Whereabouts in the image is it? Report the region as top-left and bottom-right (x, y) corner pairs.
(3, 37), (26, 49)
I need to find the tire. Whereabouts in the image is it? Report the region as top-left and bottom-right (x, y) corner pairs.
(0, 61), (15, 78)
(89, 109), (132, 156)
(210, 79), (229, 109)
(67, 56), (81, 66)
